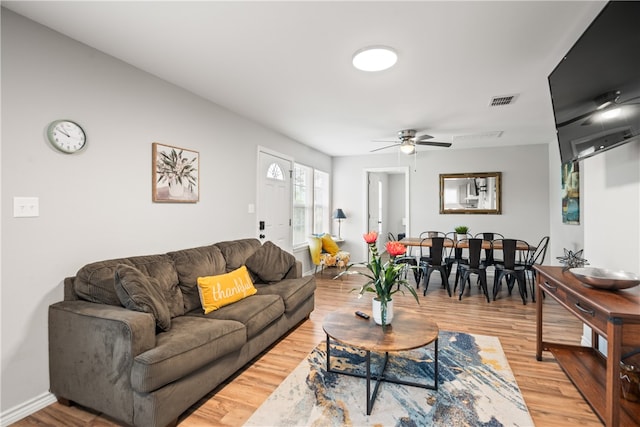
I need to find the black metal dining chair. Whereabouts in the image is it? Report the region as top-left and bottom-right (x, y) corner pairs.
(445, 231), (472, 280)
(474, 232), (505, 268)
(492, 239), (530, 304)
(418, 230), (447, 266)
(522, 236), (550, 301)
(454, 238), (490, 302)
(419, 236), (454, 297)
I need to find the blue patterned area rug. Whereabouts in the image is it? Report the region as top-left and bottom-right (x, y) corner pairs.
(244, 331), (534, 427)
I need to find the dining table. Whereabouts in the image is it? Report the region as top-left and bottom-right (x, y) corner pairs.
(399, 237), (534, 252)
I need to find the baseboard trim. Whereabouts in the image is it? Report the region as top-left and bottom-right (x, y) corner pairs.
(1, 392), (57, 426)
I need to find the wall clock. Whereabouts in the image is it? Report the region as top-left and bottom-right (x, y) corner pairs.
(46, 120), (87, 154)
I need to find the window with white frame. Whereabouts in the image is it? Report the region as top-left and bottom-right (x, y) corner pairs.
(314, 169), (330, 234)
(293, 164), (329, 247)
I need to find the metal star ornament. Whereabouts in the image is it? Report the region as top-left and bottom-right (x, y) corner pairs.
(556, 248), (589, 271)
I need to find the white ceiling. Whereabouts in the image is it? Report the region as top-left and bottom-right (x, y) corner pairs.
(3, 1), (607, 157)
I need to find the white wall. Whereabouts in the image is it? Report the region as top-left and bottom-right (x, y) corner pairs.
(0, 9), (330, 418)
(334, 144), (550, 261)
(582, 141), (640, 349)
(583, 140), (640, 272)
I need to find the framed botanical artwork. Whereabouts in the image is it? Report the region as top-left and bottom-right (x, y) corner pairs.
(152, 142), (199, 203)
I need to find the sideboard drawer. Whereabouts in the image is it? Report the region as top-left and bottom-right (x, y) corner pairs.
(565, 293), (608, 334)
(540, 278), (607, 333)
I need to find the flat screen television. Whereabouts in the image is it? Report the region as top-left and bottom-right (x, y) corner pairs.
(548, 1), (640, 165)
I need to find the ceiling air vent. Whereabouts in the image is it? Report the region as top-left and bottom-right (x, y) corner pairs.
(454, 131), (504, 141)
(489, 94), (518, 107)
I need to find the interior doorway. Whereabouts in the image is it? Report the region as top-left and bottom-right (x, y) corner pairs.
(364, 167), (410, 254)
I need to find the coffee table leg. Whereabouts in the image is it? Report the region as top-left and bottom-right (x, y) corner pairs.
(434, 337), (439, 390)
(366, 350), (372, 415)
(326, 337), (438, 415)
(326, 334), (330, 371)
(366, 351), (390, 415)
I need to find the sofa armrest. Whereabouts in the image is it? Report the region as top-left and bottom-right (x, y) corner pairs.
(63, 277), (80, 301)
(49, 300), (156, 423)
(285, 260), (302, 279)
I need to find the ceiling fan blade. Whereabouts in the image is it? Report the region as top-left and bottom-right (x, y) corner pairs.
(371, 139), (399, 143)
(370, 143), (400, 152)
(415, 141), (452, 147)
(415, 134), (435, 142)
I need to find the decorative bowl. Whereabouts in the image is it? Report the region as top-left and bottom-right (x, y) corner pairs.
(569, 267), (640, 290)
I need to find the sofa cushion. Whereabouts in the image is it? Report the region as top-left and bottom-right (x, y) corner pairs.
(196, 266), (257, 314)
(215, 238), (261, 272)
(167, 245), (226, 313)
(245, 241), (296, 283)
(114, 264), (172, 331)
(255, 276), (316, 313)
(74, 254), (184, 318)
(188, 294), (284, 339)
(131, 316), (246, 393)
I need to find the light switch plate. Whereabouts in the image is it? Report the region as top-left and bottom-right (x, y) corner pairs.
(13, 197), (39, 217)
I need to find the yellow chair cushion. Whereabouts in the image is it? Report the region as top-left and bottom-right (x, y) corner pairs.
(321, 234), (340, 256)
(197, 266), (257, 314)
(308, 236), (322, 265)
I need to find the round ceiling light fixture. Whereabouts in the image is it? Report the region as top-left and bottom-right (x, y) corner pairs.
(352, 46), (397, 72)
(399, 141), (415, 154)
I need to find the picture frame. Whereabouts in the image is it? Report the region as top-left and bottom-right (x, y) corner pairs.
(152, 142), (199, 203)
(439, 172), (502, 214)
(561, 161), (579, 224)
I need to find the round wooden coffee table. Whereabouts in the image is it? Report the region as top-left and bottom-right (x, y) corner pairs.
(322, 308), (439, 415)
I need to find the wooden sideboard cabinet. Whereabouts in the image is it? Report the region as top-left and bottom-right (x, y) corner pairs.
(535, 265), (640, 426)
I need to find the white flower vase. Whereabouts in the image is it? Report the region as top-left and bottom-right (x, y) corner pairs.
(372, 298), (394, 326)
(168, 180), (185, 197)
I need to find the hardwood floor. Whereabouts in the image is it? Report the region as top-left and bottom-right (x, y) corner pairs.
(13, 269), (604, 426)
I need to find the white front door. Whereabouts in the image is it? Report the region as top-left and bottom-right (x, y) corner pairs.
(257, 149), (292, 252)
(368, 172), (386, 253)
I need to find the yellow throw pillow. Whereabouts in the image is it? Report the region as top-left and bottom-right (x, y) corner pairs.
(308, 237), (322, 265)
(197, 266), (257, 314)
(321, 234), (340, 256)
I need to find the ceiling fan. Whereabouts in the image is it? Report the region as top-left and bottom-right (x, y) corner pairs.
(371, 129), (452, 154)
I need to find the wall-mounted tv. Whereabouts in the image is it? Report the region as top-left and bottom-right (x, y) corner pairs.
(548, 1), (640, 165)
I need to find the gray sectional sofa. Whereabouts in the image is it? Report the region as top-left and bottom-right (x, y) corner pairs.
(48, 238), (316, 427)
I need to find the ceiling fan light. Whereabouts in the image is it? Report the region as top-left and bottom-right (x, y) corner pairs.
(400, 142), (415, 154)
(352, 46), (397, 72)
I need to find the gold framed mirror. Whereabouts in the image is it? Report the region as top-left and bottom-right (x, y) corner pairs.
(439, 172), (501, 214)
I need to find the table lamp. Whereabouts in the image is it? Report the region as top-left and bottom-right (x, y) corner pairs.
(333, 208), (347, 239)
